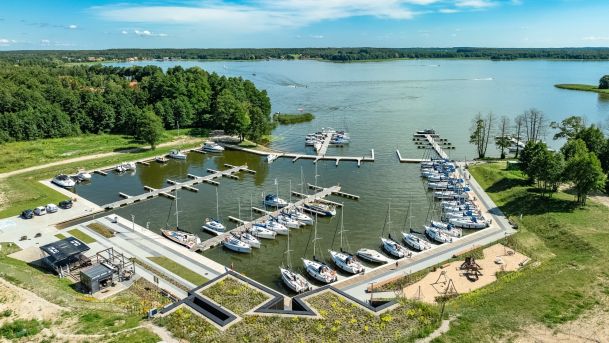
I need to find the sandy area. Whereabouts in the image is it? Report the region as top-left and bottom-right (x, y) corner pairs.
(0, 277), (65, 323)
(402, 244), (528, 303)
(511, 308), (609, 342)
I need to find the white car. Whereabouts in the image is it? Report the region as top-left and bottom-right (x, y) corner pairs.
(46, 204), (58, 213)
(34, 206), (47, 216)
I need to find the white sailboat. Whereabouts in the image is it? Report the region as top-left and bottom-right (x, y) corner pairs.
(234, 232), (260, 248)
(162, 183), (202, 250)
(380, 203), (411, 259)
(202, 188), (226, 234)
(303, 214), (337, 284)
(280, 225), (312, 293)
(425, 226), (454, 244)
(356, 248), (389, 263)
(402, 233), (432, 251)
(329, 208), (364, 274)
(245, 195), (276, 239)
(222, 235), (252, 253)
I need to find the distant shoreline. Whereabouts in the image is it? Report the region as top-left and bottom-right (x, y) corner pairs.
(554, 84), (609, 94)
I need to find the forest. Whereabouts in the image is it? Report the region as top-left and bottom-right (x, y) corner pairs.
(0, 62), (274, 146)
(2, 47), (609, 64)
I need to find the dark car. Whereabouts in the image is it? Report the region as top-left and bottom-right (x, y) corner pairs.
(21, 209), (34, 219)
(58, 200), (73, 209)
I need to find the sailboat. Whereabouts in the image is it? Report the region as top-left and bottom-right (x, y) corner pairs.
(246, 195), (276, 239)
(302, 214), (338, 284)
(401, 201), (432, 251)
(280, 225), (312, 293)
(161, 184), (202, 249)
(222, 235), (252, 253)
(202, 188), (226, 234)
(329, 208), (365, 274)
(380, 203), (411, 259)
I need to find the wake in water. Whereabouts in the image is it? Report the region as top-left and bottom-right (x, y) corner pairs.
(472, 77), (494, 81)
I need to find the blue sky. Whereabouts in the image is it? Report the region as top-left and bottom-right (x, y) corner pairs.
(1, 0), (608, 50)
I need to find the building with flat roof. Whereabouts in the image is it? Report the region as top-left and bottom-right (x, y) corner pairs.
(80, 264), (115, 294)
(39, 237), (91, 277)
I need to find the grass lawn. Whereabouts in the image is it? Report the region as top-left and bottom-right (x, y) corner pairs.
(87, 222), (115, 238)
(67, 228), (96, 244)
(555, 83), (609, 94)
(54, 233), (66, 240)
(436, 161), (609, 341)
(200, 277), (268, 315)
(148, 256), (208, 286)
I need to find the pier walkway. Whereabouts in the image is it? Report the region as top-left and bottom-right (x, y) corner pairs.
(103, 164), (252, 210)
(196, 185), (341, 251)
(316, 132), (332, 156)
(395, 149), (430, 163)
(425, 134), (449, 159)
(224, 144), (374, 167)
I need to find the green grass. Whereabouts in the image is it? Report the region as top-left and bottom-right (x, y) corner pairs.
(67, 228), (96, 244)
(273, 112), (315, 125)
(148, 256), (208, 286)
(87, 222), (115, 238)
(200, 277), (268, 315)
(54, 233), (66, 240)
(105, 328), (160, 343)
(0, 319), (49, 339)
(555, 83), (609, 94)
(435, 161), (609, 341)
(0, 242), (21, 257)
(74, 311), (141, 335)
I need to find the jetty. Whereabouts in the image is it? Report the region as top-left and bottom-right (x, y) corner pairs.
(103, 164), (252, 210)
(195, 185), (354, 251)
(315, 132), (333, 156)
(224, 145), (374, 167)
(397, 130), (453, 162)
(395, 149), (430, 163)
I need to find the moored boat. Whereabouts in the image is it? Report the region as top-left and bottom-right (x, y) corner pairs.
(381, 237), (411, 258)
(402, 233), (432, 251)
(248, 225), (276, 239)
(302, 258), (337, 283)
(202, 218), (225, 234)
(162, 229), (201, 249)
(425, 226), (454, 244)
(235, 232), (260, 248)
(356, 248), (389, 263)
(52, 174), (76, 188)
(222, 236), (252, 253)
(280, 267), (311, 293)
(202, 141), (225, 153)
(168, 149), (187, 160)
(303, 201), (336, 217)
(329, 250), (364, 274)
(264, 194), (288, 208)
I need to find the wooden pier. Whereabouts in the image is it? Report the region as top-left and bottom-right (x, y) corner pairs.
(425, 134), (449, 159)
(316, 132), (332, 156)
(102, 164), (252, 210)
(195, 185), (347, 251)
(223, 145), (374, 167)
(396, 149), (430, 163)
(306, 184), (360, 200)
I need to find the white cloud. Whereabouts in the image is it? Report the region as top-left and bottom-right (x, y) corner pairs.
(68, 24), (77, 29)
(455, 0), (497, 8)
(438, 8), (460, 13)
(121, 30), (128, 35)
(0, 38), (16, 46)
(310, 34), (324, 39)
(583, 36), (609, 41)
(40, 39), (51, 45)
(134, 29), (168, 37)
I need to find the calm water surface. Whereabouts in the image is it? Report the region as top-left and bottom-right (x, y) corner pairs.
(74, 59), (609, 292)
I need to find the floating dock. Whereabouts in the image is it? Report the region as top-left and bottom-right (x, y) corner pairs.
(396, 149), (430, 163)
(316, 132), (333, 156)
(103, 165), (252, 210)
(397, 130), (453, 162)
(224, 145), (374, 167)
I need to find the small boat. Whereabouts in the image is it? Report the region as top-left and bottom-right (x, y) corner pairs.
(248, 225), (276, 239)
(428, 182), (449, 190)
(282, 207), (314, 225)
(162, 229), (201, 249)
(280, 267), (311, 293)
(329, 250), (364, 274)
(234, 232), (260, 248)
(302, 258), (337, 284)
(303, 201), (336, 217)
(115, 162), (136, 173)
(449, 217), (489, 229)
(75, 169), (92, 181)
(202, 141), (225, 153)
(264, 194), (288, 208)
(222, 236), (252, 253)
(434, 191), (469, 200)
(168, 149), (187, 160)
(155, 156), (168, 164)
(356, 248), (389, 263)
(202, 218), (225, 234)
(425, 226), (454, 244)
(402, 233), (432, 251)
(431, 221), (463, 238)
(52, 174), (76, 188)
(381, 237), (411, 259)
(273, 215), (301, 229)
(255, 221), (289, 235)
(266, 154), (279, 164)
(417, 129), (436, 135)
(313, 141), (322, 151)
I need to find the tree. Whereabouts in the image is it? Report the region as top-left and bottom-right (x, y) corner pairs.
(538, 152), (564, 196)
(522, 108), (546, 143)
(549, 115), (585, 140)
(513, 114), (525, 158)
(566, 150), (606, 205)
(495, 116), (511, 159)
(599, 75), (609, 89)
(560, 138), (588, 161)
(519, 141), (547, 182)
(469, 112), (494, 159)
(135, 109), (164, 149)
(575, 125), (605, 156)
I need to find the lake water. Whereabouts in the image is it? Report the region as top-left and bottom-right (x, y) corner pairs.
(74, 59), (609, 292)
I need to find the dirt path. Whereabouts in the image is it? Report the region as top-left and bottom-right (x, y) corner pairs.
(0, 277), (66, 322)
(0, 137), (201, 179)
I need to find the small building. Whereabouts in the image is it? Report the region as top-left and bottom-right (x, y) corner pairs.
(40, 237), (91, 277)
(80, 264), (115, 294)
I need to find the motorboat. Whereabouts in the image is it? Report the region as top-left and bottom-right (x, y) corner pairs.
(255, 221), (289, 235)
(273, 215), (302, 229)
(356, 248), (389, 264)
(381, 237), (411, 259)
(162, 229), (201, 249)
(45, 203), (58, 214)
(222, 236), (252, 253)
(434, 191), (469, 200)
(302, 258), (337, 284)
(428, 182), (449, 190)
(329, 250), (364, 274)
(425, 226), (454, 244)
(234, 232), (260, 248)
(266, 154), (279, 164)
(443, 211), (483, 220)
(155, 156), (168, 164)
(248, 225), (276, 239)
(402, 233), (432, 251)
(75, 169), (91, 181)
(303, 202), (336, 217)
(431, 221), (463, 238)
(417, 129), (436, 135)
(168, 150), (187, 160)
(280, 267), (311, 293)
(282, 207), (314, 225)
(449, 217), (490, 229)
(115, 162), (136, 173)
(264, 194), (288, 208)
(52, 174), (76, 188)
(202, 218), (225, 234)
(202, 141), (224, 153)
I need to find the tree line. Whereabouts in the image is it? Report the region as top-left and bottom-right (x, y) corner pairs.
(0, 62), (274, 147)
(3, 47), (609, 64)
(470, 111), (608, 205)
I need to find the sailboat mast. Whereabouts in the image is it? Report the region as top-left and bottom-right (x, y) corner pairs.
(289, 179), (292, 204)
(215, 187), (220, 219)
(286, 228), (292, 269)
(238, 197), (241, 219)
(300, 166), (304, 194)
(250, 194), (253, 221)
(387, 202), (392, 236)
(175, 184), (179, 228)
(340, 206), (344, 249)
(313, 213), (318, 257)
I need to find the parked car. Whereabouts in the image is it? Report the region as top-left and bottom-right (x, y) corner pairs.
(46, 203), (58, 213)
(21, 209), (34, 219)
(59, 200), (73, 209)
(34, 206), (47, 216)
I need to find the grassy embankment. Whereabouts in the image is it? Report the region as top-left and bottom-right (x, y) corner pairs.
(147, 256), (208, 286)
(555, 84), (609, 94)
(0, 130), (204, 218)
(0, 242), (166, 341)
(436, 161), (609, 341)
(272, 112), (315, 125)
